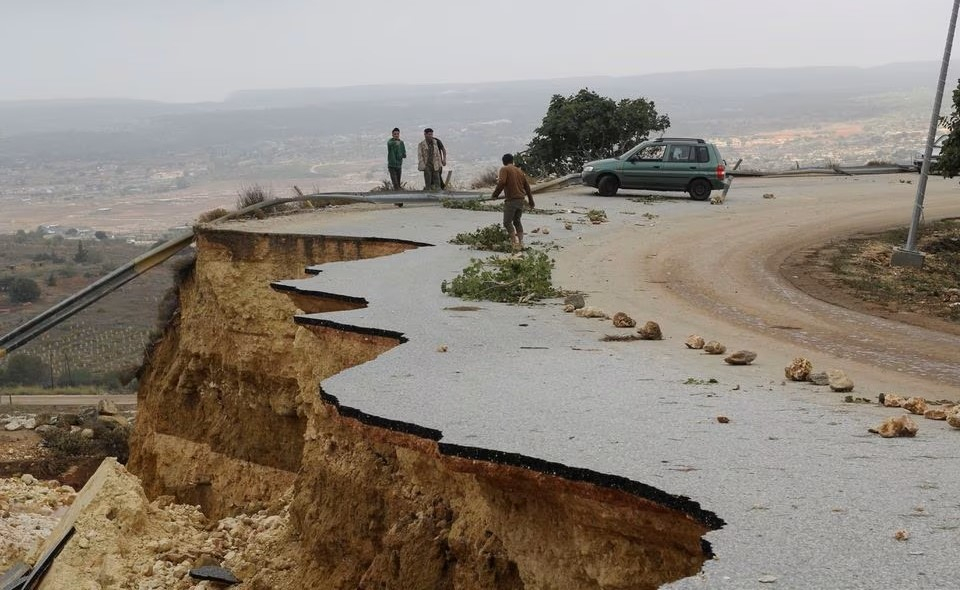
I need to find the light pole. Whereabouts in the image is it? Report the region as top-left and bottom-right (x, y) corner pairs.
(891, 0), (960, 267)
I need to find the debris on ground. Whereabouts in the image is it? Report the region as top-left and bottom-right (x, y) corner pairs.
(901, 397), (928, 415)
(947, 407), (960, 429)
(13, 459), (295, 590)
(724, 351), (757, 365)
(880, 393), (905, 407)
(785, 357), (813, 381)
(601, 334), (643, 342)
(0, 476), (77, 569)
(611, 312), (636, 328)
(636, 321), (663, 340)
(703, 341), (726, 355)
(923, 406), (950, 420)
(685, 335), (705, 349)
(869, 416), (919, 438)
(563, 293), (586, 309)
(575, 306), (608, 319)
(826, 369), (854, 392)
(807, 372), (830, 386)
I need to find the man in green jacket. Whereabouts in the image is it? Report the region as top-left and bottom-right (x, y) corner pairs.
(387, 128), (406, 190)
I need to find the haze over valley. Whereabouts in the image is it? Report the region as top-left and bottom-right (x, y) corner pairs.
(0, 62), (954, 236)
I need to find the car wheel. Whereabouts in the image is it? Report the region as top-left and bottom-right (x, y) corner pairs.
(597, 175), (619, 197)
(688, 178), (711, 201)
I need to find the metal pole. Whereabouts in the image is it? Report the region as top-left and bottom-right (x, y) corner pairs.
(894, 0), (960, 266)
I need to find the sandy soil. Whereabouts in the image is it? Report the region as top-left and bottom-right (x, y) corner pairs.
(551, 173), (960, 398)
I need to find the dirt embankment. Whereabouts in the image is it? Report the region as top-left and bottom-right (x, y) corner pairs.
(113, 227), (718, 589)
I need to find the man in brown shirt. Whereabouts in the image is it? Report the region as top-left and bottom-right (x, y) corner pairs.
(490, 153), (535, 251)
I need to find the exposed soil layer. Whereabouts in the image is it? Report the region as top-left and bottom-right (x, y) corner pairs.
(124, 227), (720, 589)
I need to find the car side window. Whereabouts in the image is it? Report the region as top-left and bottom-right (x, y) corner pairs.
(666, 145), (692, 162)
(696, 146), (710, 163)
(636, 145), (665, 161)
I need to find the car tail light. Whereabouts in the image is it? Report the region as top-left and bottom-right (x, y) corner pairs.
(716, 163), (725, 180)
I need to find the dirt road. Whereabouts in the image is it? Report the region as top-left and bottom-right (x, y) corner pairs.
(552, 173), (960, 397)
(0, 394), (136, 409)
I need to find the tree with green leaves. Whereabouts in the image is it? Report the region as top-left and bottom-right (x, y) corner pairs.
(8, 277), (41, 303)
(0, 354), (50, 386)
(521, 89), (670, 176)
(74, 240), (89, 263)
(938, 81), (960, 178)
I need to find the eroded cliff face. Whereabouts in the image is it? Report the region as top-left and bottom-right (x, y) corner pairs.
(127, 227), (721, 589)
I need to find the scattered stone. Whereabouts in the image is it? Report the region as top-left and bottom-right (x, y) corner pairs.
(600, 333), (642, 342)
(685, 335), (705, 349)
(59, 413), (82, 426)
(758, 575), (778, 583)
(869, 415), (919, 438)
(611, 312), (636, 328)
(827, 369), (854, 392)
(703, 341), (726, 355)
(575, 306), (608, 319)
(80, 428), (95, 439)
(436, 345), (448, 353)
(189, 565), (240, 585)
(807, 372), (830, 386)
(564, 293), (586, 310)
(724, 350), (757, 365)
(784, 357), (813, 381)
(531, 227), (540, 234)
(97, 399), (119, 416)
(540, 227), (550, 235)
(901, 397), (928, 415)
(762, 193), (776, 199)
(636, 321), (662, 340)
(564, 222), (573, 230)
(923, 407), (949, 420)
(843, 396), (871, 404)
(20, 474), (37, 486)
(98, 415), (129, 428)
(894, 529), (910, 541)
(716, 416), (730, 424)
(880, 393), (905, 407)
(562, 304), (575, 313)
(947, 407), (960, 429)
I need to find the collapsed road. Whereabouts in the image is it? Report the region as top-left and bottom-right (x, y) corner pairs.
(6, 172), (960, 589)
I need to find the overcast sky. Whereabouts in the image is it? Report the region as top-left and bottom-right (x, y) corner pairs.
(2, 0), (957, 103)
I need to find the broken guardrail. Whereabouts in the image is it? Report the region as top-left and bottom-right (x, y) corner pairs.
(0, 186), (540, 360)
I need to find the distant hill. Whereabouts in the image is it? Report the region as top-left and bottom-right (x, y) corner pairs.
(0, 62), (954, 165)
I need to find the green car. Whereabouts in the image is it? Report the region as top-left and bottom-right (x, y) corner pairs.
(581, 137), (728, 200)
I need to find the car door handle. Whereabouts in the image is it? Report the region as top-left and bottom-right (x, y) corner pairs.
(689, 166), (697, 169)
